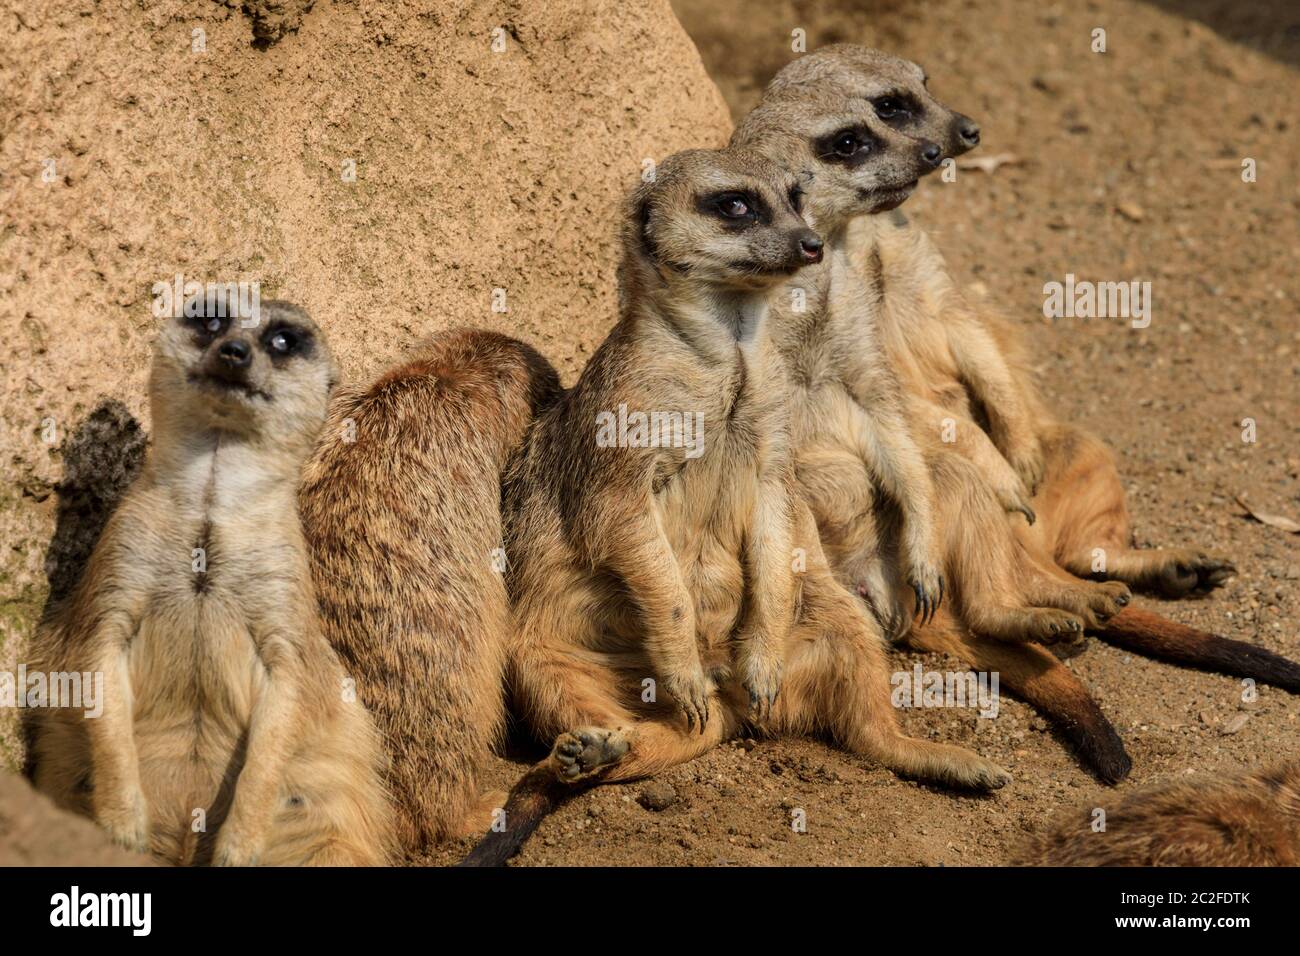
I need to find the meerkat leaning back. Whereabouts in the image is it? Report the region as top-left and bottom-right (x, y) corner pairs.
(763, 46), (1300, 696)
(463, 147), (1008, 865)
(298, 329), (561, 855)
(28, 300), (393, 866)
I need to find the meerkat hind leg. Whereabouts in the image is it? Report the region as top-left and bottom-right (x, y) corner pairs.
(780, 571), (1010, 792)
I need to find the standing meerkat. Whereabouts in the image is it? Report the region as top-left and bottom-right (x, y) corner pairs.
(463, 147), (1008, 866)
(1016, 761), (1300, 866)
(298, 328), (561, 855)
(27, 300), (393, 866)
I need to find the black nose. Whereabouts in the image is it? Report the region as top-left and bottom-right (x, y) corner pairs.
(957, 117), (981, 145)
(919, 141), (943, 168)
(218, 338), (252, 368)
(799, 233), (824, 263)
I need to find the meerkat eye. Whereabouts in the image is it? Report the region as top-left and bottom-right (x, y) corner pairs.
(832, 132), (863, 157)
(269, 329), (297, 354)
(185, 312), (228, 340)
(715, 193), (752, 219)
(874, 97), (907, 119)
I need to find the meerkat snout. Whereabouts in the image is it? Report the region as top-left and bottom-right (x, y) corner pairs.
(953, 112), (980, 148)
(798, 231), (824, 263)
(210, 337), (253, 381)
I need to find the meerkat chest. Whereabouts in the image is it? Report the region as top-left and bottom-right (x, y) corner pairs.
(126, 484), (301, 736)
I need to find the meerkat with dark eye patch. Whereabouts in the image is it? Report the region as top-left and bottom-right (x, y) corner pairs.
(732, 88), (1126, 644)
(462, 146), (1008, 866)
(27, 299), (393, 866)
(735, 49), (1300, 784)
(298, 328), (561, 856)
(767, 45), (1237, 600)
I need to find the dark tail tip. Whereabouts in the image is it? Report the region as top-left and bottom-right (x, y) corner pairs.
(1101, 607), (1300, 693)
(455, 765), (567, 868)
(1046, 692), (1132, 784)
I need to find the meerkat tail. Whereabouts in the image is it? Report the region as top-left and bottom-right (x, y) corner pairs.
(1098, 607), (1300, 692)
(907, 621), (1132, 784)
(456, 764), (571, 867)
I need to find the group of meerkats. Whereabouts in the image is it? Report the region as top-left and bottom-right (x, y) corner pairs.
(23, 46), (1300, 868)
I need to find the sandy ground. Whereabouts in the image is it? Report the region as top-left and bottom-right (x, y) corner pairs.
(427, 0), (1300, 866)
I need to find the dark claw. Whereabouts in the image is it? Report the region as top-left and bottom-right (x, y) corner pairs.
(1018, 505), (1036, 525)
(913, 583), (925, 620)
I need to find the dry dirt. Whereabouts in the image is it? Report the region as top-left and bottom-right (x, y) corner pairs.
(435, 0), (1300, 866)
(3, 0), (1299, 867)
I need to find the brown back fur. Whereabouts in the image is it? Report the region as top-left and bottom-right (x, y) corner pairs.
(299, 328), (560, 853)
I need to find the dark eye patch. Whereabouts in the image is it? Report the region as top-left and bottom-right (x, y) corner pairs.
(180, 309), (229, 346)
(814, 125), (881, 167)
(260, 322), (314, 363)
(788, 183), (805, 214)
(698, 190), (770, 228)
(872, 92), (923, 124)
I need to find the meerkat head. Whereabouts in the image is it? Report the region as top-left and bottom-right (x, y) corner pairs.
(624, 146), (824, 294)
(765, 45), (981, 160)
(731, 88), (941, 232)
(150, 297), (338, 455)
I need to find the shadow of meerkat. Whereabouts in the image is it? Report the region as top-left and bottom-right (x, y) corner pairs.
(22, 399), (147, 777)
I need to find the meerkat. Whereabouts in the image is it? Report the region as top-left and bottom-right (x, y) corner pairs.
(462, 146), (1008, 866)
(767, 44), (1238, 597)
(1016, 760), (1300, 866)
(730, 88), (1139, 782)
(737, 49), (1300, 778)
(26, 299), (393, 866)
(297, 328), (561, 855)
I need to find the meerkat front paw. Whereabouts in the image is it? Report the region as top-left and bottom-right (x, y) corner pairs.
(550, 727), (630, 783)
(662, 665), (716, 734)
(95, 784), (151, 854)
(740, 648), (782, 723)
(908, 561), (944, 626)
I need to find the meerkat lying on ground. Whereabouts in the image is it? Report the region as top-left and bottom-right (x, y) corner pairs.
(298, 329), (561, 855)
(1017, 760), (1300, 865)
(27, 300), (392, 866)
(743, 47), (1300, 777)
(462, 146), (1008, 865)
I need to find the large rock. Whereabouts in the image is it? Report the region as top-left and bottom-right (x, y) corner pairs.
(0, 771), (153, 865)
(0, 0), (731, 770)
